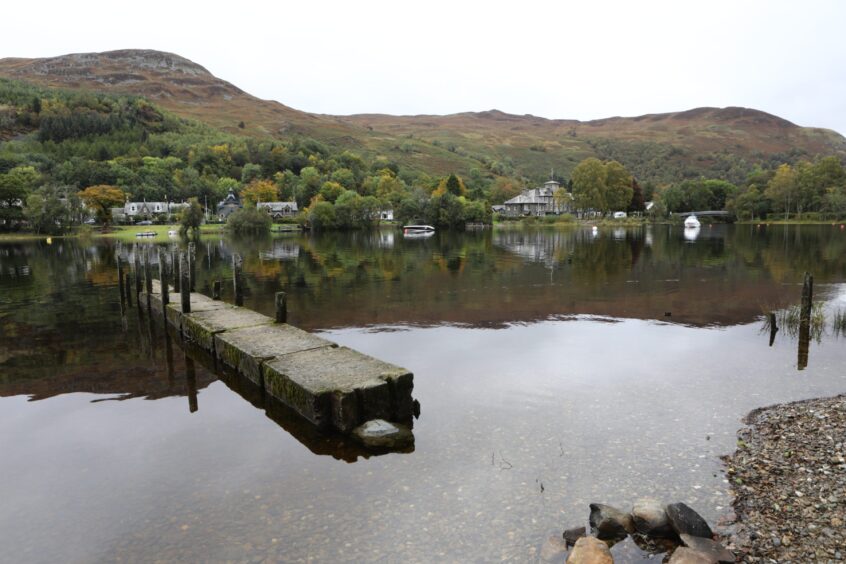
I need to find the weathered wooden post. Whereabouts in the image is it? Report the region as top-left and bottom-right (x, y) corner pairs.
(185, 353), (198, 413)
(133, 244), (142, 301)
(124, 272), (133, 308)
(171, 247), (181, 293)
(144, 247), (153, 311)
(233, 254), (244, 306)
(800, 272), (813, 324)
(158, 248), (169, 307)
(117, 255), (125, 304)
(180, 252), (191, 313)
(188, 242), (196, 292)
(798, 272), (813, 371)
(768, 312), (778, 347)
(212, 280), (221, 300)
(275, 291), (287, 324)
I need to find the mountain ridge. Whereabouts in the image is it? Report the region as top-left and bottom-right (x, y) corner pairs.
(1, 49), (844, 184)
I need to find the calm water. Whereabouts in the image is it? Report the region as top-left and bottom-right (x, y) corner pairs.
(2, 224), (846, 563)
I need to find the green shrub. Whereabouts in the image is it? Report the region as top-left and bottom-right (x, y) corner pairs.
(226, 207), (271, 234)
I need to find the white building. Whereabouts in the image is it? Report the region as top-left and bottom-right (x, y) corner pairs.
(111, 200), (189, 223)
(502, 180), (572, 217)
(257, 201), (298, 220)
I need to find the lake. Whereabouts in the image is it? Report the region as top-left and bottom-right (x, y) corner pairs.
(2, 224), (845, 562)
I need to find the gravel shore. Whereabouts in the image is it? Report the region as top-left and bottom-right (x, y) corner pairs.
(724, 395), (846, 563)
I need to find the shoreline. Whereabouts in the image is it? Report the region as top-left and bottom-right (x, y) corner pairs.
(724, 394), (846, 562)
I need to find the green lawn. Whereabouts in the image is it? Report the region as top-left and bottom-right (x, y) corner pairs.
(94, 224), (225, 242)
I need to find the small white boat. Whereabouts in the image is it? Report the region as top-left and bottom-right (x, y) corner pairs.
(403, 224), (435, 234)
(135, 231), (157, 238)
(167, 230), (178, 237)
(684, 215), (701, 228)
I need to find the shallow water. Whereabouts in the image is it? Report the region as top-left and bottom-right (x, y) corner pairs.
(1, 224), (845, 562)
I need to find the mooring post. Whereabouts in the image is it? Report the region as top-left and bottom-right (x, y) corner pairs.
(768, 312), (778, 347)
(212, 280), (221, 300)
(171, 247), (181, 293)
(117, 254), (125, 304)
(275, 291), (287, 324)
(133, 244), (142, 300)
(800, 271), (814, 323)
(180, 252), (191, 313)
(144, 247), (153, 311)
(185, 353), (198, 413)
(233, 254), (244, 307)
(188, 242), (196, 292)
(158, 248), (170, 306)
(124, 272), (132, 308)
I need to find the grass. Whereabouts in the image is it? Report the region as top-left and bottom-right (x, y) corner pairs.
(94, 224), (225, 242)
(762, 301), (827, 342)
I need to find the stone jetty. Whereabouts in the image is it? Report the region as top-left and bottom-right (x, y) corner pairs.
(138, 278), (415, 436)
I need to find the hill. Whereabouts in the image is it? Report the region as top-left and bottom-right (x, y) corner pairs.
(2, 49), (846, 186)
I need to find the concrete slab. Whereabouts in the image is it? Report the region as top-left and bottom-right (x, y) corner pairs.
(214, 324), (336, 386)
(182, 307), (273, 351)
(165, 294), (231, 331)
(262, 346), (413, 432)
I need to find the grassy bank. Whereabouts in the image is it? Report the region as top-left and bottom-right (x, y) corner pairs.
(0, 224), (226, 243)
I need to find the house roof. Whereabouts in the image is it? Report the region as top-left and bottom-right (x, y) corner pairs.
(257, 201), (298, 212)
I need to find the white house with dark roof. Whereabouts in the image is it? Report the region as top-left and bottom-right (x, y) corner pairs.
(257, 201), (298, 219)
(111, 200), (188, 222)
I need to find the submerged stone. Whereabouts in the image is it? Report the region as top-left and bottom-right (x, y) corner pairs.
(352, 419), (413, 449)
(565, 536), (613, 564)
(679, 534), (735, 563)
(666, 503), (713, 539)
(589, 503), (635, 539)
(632, 497), (673, 537)
(563, 525), (587, 546)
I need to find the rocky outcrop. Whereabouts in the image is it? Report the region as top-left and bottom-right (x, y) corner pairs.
(588, 503), (635, 539)
(666, 502), (714, 539)
(631, 498), (673, 537)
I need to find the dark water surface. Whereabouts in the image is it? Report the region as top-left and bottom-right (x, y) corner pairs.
(2, 224), (846, 562)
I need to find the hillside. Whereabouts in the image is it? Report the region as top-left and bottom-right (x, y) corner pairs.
(2, 49), (846, 185)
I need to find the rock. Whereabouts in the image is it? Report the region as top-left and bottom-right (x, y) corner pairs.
(668, 547), (713, 564)
(632, 497), (673, 536)
(351, 419), (413, 449)
(589, 503), (635, 539)
(666, 502), (713, 539)
(565, 536), (613, 564)
(563, 526), (586, 546)
(540, 534), (569, 562)
(680, 534), (735, 563)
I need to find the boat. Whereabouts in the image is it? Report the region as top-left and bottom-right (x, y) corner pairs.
(402, 224), (435, 234)
(135, 231), (157, 238)
(167, 230), (178, 237)
(684, 215), (701, 228)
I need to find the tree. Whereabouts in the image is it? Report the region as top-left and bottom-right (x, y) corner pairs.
(226, 206), (271, 234)
(24, 186), (71, 234)
(308, 201), (336, 230)
(240, 179), (278, 206)
(604, 161), (633, 211)
(318, 181), (345, 204)
(433, 174), (467, 197)
(179, 197), (204, 235)
(628, 179), (645, 213)
(78, 184), (126, 228)
(571, 158), (606, 213)
(0, 165), (40, 228)
(765, 164), (798, 219)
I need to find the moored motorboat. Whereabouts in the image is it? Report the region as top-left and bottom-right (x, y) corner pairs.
(135, 231), (157, 238)
(402, 224), (435, 234)
(684, 215), (701, 228)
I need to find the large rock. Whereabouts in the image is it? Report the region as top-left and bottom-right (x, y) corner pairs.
(563, 525), (586, 546)
(566, 536), (613, 564)
(679, 534), (735, 563)
(665, 503), (713, 539)
(631, 497), (673, 536)
(668, 547), (713, 564)
(589, 503), (635, 539)
(351, 419), (413, 449)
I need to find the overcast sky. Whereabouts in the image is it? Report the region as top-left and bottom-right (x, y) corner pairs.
(2, 0), (845, 134)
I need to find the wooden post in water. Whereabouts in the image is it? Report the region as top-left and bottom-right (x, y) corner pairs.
(188, 242), (196, 292)
(233, 254), (244, 306)
(144, 247), (153, 311)
(768, 312), (778, 347)
(275, 291), (287, 324)
(180, 252), (191, 313)
(798, 272), (813, 371)
(158, 248), (170, 306)
(212, 280), (221, 300)
(124, 272), (133, 308)
(117, 255), (125, 304)
(133, 244), (142, 301)
(185, 353), (198, 413)
(172, 247), (181, 293)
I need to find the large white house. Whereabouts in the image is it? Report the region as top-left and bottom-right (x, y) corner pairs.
(111, 200), (189, 223)
(257, 201), (298, 219)
(502, 180), (572, 217)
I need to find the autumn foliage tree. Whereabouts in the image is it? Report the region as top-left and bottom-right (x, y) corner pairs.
(240, 179), (279, 207)
(78, 184), (126, 228)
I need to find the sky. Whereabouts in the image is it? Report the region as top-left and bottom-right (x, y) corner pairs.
(2, 0), (846, 135)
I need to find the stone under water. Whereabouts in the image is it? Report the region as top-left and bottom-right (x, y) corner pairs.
(352, 419), (413, 449)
